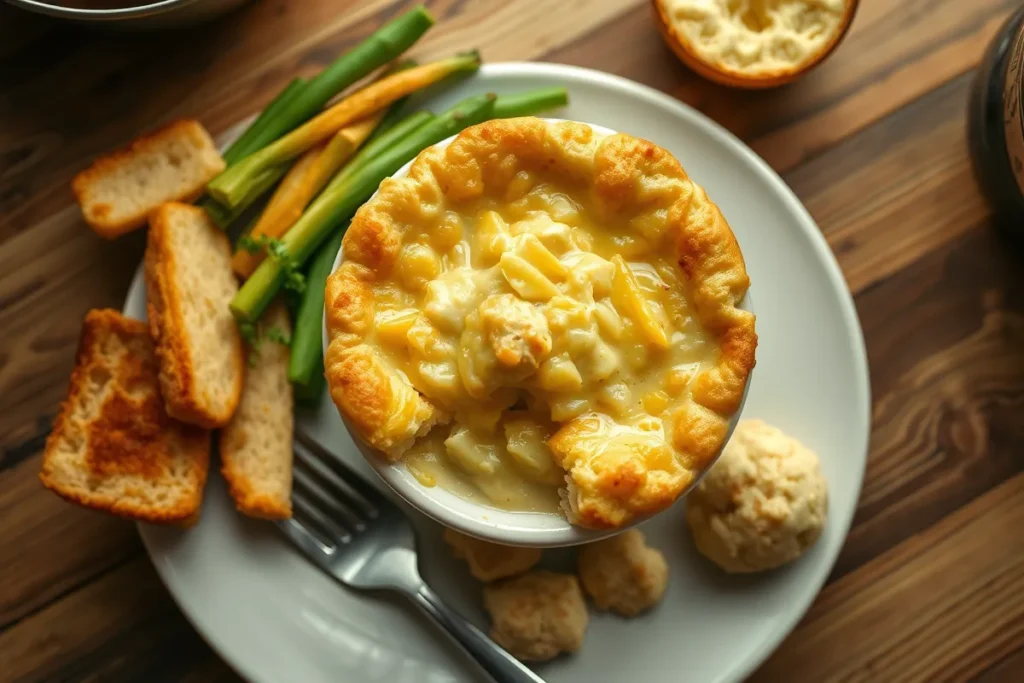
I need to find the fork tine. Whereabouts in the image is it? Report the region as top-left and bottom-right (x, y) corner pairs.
(292, 463), (366, 533)
(291, 489), (352, 545)
(279, 517), (335, 561)
(293, 442), (378, 524)
(294, 431), (388, 517)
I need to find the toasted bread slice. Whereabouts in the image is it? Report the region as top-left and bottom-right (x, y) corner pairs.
(145, 202), (244, 428)
(219, 302), (294, 519)
(72, 120), (225, 239)
(40, 309), (210, 525)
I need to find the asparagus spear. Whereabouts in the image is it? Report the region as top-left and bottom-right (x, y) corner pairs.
(285, 88), (571, 385)
(208, 54), (481, 211)
(284, 111), (435, 383)
(493, 87), (568, 119)
(285, 113), (433, 385)
(288, 226), (345, 386)
(341, 109), (434, 177)
(232, 59), (421, 269)
(293, 369), (326, 408)
(209, 86), (568, 228)
(196, 80), (309, 222)
(231, 116), (383, 277)
(200, 9), (432, 226)
(231, 93), (498, 324)
(224, 78), (307, 165)
(202, 163), (291, 228)
(234, 6), (433, 160)
(206, 62), (419, 230)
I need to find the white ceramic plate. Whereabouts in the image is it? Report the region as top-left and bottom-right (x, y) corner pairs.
(125, 63), (870, 683)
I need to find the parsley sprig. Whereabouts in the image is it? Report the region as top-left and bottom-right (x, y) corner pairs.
(237, 234), (307, 296)
(239, 318), (292, 368)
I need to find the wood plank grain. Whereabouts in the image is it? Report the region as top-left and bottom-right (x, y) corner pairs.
(751, 0), (1016, 169)
(1, 0), (1022, 678)
(0, 212), (144, 456)
(0, 0), (642, 237)
(973, 646), (1024, 682)
(545, 0), (1016, 172)
(177, 658), (240, 683)
(0, 556), (215, 683)
(0, 214), (145, 629)
(786, 73), (987, 294)
(0, 458), (141, 628)
(829, 227), (1024, 580)
(0, 6), (54, 62)
(751, 473), (1024, 682)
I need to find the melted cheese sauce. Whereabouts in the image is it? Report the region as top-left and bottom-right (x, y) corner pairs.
(664, 0), (846, 76)
(367, 178), (718, 512)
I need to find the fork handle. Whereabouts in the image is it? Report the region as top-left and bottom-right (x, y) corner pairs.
(410, 583), (548, 683)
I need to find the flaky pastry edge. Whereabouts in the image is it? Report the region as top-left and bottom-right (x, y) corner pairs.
(324, 118), (756, 526)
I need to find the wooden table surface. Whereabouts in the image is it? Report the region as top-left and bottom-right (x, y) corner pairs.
(2, 0), (1023, 681)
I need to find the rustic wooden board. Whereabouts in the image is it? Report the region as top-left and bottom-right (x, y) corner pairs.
(1, 0), (1022, 681)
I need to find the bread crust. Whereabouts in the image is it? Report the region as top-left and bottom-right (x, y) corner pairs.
(219, 302), (294, 520)
(651, 0), (858, 88)
(145, 203), (243, 428)
(72, 119), (225, 238)
(324, 119), (755, 526)
(40, 309), (210, 524)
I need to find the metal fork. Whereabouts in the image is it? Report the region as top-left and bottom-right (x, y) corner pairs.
(279, 431), (547, 683)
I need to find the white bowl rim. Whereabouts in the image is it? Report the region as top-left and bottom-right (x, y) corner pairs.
(322, 118), (750, 547)
(7, 0), (202, 20)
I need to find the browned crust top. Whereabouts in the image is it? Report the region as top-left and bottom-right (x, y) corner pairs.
(325, 118), (756, 527)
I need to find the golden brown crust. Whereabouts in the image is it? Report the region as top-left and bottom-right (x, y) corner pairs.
(224, 487), (290, 520)
(40, 309), (210, 525)
(577, 529), (668, 616)
(325, 118), (755, 524)
(219, 302), (293, 520)
(145, 203), (243, 428)
(324, 261), (374, 348)
(548, 413), (694, 529)
(483, 570), (588, 661)
(651, 0), (858, 89)
(674, 187), (757, 418)
(72, 119), (224, 238)
(443, 528), (542, 581)
(685, 419), (829, 572)
(324, 341), (441, 460)
(220, 422), (293, 520)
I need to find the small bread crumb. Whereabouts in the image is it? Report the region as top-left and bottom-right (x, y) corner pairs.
(484, 571), (588, 661)
(443, 528), (541, 581)
(686, 419), (828, 573)
(578, 529), (668, 616)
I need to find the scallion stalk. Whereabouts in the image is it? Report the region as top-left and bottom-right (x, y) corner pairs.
(231, 93), (498, 323)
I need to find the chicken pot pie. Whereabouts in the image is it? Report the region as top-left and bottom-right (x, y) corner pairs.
(325, 118), (756, 529)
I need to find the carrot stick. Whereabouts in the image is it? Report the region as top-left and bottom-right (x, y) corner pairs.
(231, 115), (382, 278)
(207, 52), (481, 210)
